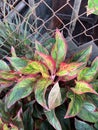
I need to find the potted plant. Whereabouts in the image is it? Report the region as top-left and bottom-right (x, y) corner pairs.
(0, 29), (98, 130)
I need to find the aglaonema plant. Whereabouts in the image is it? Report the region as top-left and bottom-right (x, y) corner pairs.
(0, 29), (98, 130)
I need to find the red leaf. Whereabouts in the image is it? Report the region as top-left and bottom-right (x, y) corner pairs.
(56, 62), (84, 77)
(36, 51), (56, 75)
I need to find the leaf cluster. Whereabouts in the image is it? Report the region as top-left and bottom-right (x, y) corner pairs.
(0, 29), (98, 130)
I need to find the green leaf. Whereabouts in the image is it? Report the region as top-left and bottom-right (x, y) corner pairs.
(56, 62), (84, 77)
(90, 80), (98, 92)
(78, 102), (98, 123)
(40, 121), (54, 130)
(33, 103), (43, 119)
(0, 103), (21, 128)
(78, 57), (98, 82)
(60, 88), (67, 103)
(56, 104), (71, 130)
(23, 108), (34, 130)
(12, 108), (24, 129)
(78, 67), (97, 82)
(35, 40), (49, 55)
(91, 57), (98, 74)
(45, 110), (62, 130)
(0, 100), (10, 121)
(0, 71), (19, 80)
(7, 77), (36, 108)
(21, 61), (49, 78)
(71, 81), (97, 95)
(7, 57), (28, 71)
(94, 121), (98, 129)
(70, 45), (92, 63)
(51, 29), (67, 68)
(75, 118), (95, 130)
(44, 38), (55, 51)
(87, 93), (98, 107)
(35, 78), (52, 110)
(35, 40), (49, 60)
(0, 60), (10, 71)
(48, 82), (62, 110)
(87, 0), (98, 15)
(65, 91), (84, 118)
(36, 51), (56, 75)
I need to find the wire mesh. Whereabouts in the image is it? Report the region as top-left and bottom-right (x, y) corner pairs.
(0, 0), (98, 59)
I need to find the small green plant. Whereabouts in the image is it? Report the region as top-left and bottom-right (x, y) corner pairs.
(87, 0), (98, 15)
(0, 29), (98, 130)
(0, 16), (55, 59)
(0, 15), (34, 59)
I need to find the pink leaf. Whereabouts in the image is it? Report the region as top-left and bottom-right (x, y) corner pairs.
(56, 62), (84, 77)
(36, 51), (56, 75)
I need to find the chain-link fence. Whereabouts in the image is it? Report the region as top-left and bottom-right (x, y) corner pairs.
(0, 0), (98, 59)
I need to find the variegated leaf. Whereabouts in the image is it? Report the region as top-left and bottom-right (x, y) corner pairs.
(35, 78), (52, 110)
(78, 102), (98, 123)
(7, 77), (36, 108)
(35, 41), (49, 60)
(36, 51), (56, 75)
(21, 61), (49, 78)
(70, 45), (92, 63)
(56, 62), (83, 77)
(7, 57), (28, 71)
(78, 67), (97, 82)
(71, 81), (97, 95)
(65, 91), (84, 118)
(91, 56), (98, 71)
(91, 80), (98, 92)
(0, 71), (19, 80)
(0, 60), (10, 71)
(45, 110), (62, 130)
(48, 82), (62, 109)
(51, 29), (67, 68)
(75, 118), (94, 130)
(35, 40), (49, 55)
(78, 57), (98, 82)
